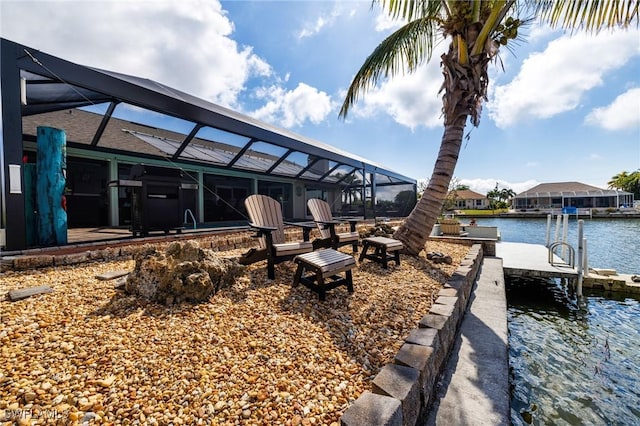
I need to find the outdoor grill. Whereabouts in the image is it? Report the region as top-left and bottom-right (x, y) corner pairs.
(109, 164), (197, 236)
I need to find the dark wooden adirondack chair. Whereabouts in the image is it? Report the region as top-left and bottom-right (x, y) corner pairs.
(241, 194), (314, 279)
(307, 198), (359, 253)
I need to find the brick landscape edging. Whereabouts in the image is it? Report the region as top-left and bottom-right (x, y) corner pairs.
(340, 243), (484, 426)
(0, 226), (342, 271)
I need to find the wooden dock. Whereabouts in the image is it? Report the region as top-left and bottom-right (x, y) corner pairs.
(496, 242), (578, 280)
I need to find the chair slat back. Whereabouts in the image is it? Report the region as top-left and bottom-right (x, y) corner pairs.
(307, 198), (333, 239)
(245, 194), (286, 247)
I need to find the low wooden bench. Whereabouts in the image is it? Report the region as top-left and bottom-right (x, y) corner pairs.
(359, 236), (403, 269)
(293, 249), (356, 301)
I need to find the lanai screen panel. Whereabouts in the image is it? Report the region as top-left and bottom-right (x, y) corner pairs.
(322, 162), (356, 184)
(22, 108), (103, 145)
(182, 142), (235, 164)
(93, 102), (196, 157)
(232, 141), (289, 173)
(193, 126), (253, 163)
(270, 151), (310, 177)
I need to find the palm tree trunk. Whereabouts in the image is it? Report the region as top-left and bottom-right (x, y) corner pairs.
(392, 26), (490, 256)
(393, 113), (467, 255)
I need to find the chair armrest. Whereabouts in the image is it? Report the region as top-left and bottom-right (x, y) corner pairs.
(315, 219), (341, 225)
(284, 221), (316, 241)
(284, 221), (317, 229)
(248, 222), (278, 233)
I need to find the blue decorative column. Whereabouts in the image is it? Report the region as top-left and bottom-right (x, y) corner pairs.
(36, 126), (67, 246)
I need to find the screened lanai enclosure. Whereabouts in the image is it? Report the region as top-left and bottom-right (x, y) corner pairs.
(1, 38), (416, 251)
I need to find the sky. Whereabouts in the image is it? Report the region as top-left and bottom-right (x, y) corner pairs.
(1, 0), (639, 195)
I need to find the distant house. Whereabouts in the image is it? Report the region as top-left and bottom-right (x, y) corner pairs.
(512, 182), (634, 210)
(452, 189), (489, 209)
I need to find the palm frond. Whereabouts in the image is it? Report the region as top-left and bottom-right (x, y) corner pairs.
(339, 17), (440, 118)
(471, 1), (516, 56)
(377, 0), (444, 22)
(531, 0), (639, 32)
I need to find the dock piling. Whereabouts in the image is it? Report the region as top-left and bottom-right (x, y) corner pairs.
(561, 214), (569, 261)
(545, 214), (552, 247)
(583, 238), (589, 274)
(577, 220), (584, 297)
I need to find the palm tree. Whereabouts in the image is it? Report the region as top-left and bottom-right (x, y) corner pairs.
(608, 171), (630, 189)
(608, 170), (640, 198)
(340, 0), (638, 255)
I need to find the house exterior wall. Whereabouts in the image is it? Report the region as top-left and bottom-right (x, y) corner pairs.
(514, 195), (630, 209)
(456, 198), (489, 209)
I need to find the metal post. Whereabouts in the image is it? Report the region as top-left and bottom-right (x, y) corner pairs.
(561, 214), (569, 261)
(545, 214), (552, 247)
(577, 220), (584, 297)
(197, 170), (204, 223)
(583, 238), (589, 275)
(554, 214), (561, 244)
(1, 39), (27, 250)
(108, 159), (119, 226)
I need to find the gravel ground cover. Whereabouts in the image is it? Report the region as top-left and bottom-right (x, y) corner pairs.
(1, 240), (469, 425)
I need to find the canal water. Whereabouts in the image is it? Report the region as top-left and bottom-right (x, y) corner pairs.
(474, 217), (640, 425)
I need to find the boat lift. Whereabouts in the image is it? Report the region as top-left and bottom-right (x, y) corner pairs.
(545, 213), (585, 296)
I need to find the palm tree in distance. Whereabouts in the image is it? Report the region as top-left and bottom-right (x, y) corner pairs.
(608, 170), (640, 198)
(340, 0), (638, 255)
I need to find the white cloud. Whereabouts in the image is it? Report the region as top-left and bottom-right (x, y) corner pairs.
(584, 88), (640, 130)
(488, 30), (640, 128)
(374, 9), (404, 32)
(524, 23), (556, 44)
(296, 3), (351, 39)
(250, 83), (333, 128)
(298, 16), (330, 39)
(459, 178), (540, 195)
(588, 153), (603, 160)
(349, 59), (444, 130)
(0, 0), (271, 109)
(525, 161), (539, 167)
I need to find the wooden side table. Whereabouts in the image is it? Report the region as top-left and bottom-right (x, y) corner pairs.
(359, 236), (403, 269)
(293, 249), (356, 300)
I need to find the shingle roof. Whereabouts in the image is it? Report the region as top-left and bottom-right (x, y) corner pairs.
(453, 189), (487, 200)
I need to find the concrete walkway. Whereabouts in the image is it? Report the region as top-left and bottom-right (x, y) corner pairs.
(424, 257), (510, 426)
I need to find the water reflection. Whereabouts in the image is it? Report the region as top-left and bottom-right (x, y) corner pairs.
(507, 277), (640, 425)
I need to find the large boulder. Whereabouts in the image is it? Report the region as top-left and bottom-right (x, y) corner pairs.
(125, 241), (246, 304)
